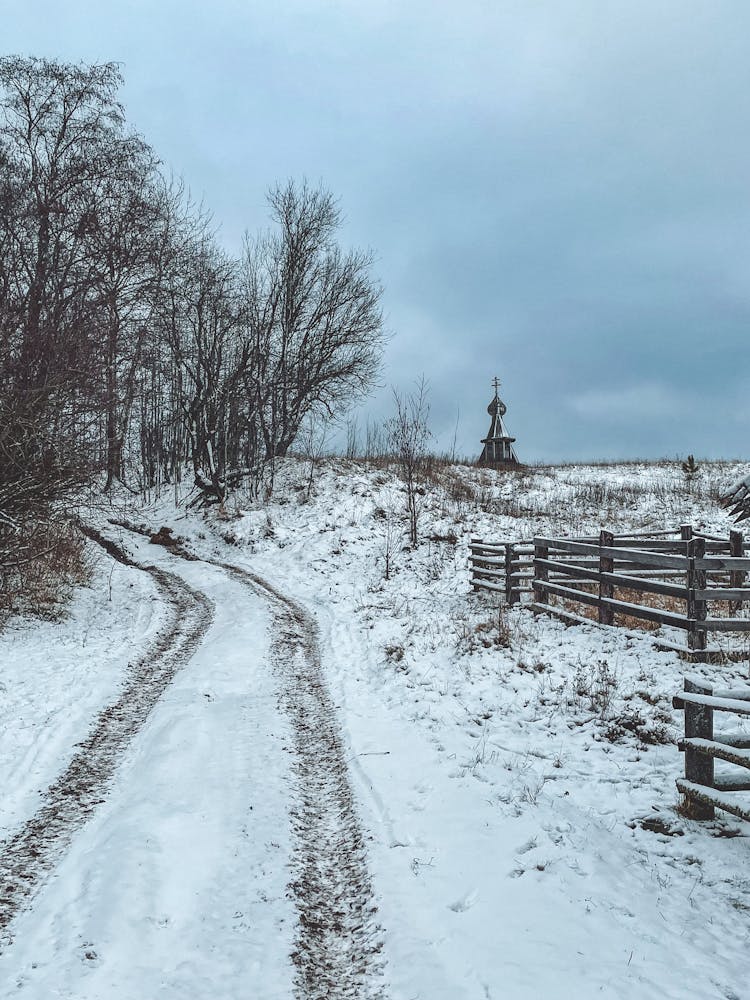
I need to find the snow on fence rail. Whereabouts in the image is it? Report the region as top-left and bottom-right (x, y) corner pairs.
(470, 526), (750, 661)
(673, 676), (750, 822)
(469, 539), (535, 603)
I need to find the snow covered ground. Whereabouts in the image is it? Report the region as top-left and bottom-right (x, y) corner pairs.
(0, 532), (295, 998)
(0, 544), (163, 840)
(1, 458), (749, 998)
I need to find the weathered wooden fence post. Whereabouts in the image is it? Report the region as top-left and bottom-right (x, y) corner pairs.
(469, 538), (478, 590)
(682, 677), (715, 819)
(505, 543), (520, 605)
(598, 529), (614, 625)
(533, 538), (548, 607)
(686, 536), (707, 659)
(730, 529), (745, 615)
(694, 537), (708, 656)
(682, 525), (694, 648)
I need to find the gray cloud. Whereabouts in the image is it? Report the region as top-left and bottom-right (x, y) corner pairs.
(5, 0), (750, 462)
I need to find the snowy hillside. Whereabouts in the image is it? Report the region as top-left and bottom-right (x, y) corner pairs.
(1, 458), (749, 999)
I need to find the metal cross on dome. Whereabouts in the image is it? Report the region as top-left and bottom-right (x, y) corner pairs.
(492, 376), (501, 395)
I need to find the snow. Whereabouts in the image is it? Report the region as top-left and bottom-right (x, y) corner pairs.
(1, 457), (750, 997)
(0, 547), (163, 838)
(0, 541), (295, 999)
(676, 781), (750, 824)
(679, 691), (750, 716)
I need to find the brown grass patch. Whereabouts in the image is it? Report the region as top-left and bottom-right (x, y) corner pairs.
(547, 583), (687, 633)
(0, 518), (90, 624)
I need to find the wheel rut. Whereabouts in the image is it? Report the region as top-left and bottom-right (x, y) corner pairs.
(0, 525), (214, 942)
(125, 521), (387, 999)
(218, 561), (386, 1000)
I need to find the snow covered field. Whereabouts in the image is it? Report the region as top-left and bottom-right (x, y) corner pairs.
(1, 458), (750, 998)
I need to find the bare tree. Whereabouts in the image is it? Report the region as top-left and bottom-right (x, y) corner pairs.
(242, 179), (384, 461)
(82, 141), (168, 489)
(159, 229), (249, 505)
(0, 56), (159, 496)
(0, 57), (126, 392)
(297, 411), (332, 500)
(0, 57), (388, 535)
(387, 378), (432, 547)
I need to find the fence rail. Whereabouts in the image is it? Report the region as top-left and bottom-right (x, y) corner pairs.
(470, 526), (750, 660)
(469, 539), (535, 604)
(673, 677), (750, 822)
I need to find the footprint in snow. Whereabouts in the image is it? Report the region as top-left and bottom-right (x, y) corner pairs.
(448, 889), (478, 913)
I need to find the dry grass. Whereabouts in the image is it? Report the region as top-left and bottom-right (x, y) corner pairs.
(0, 518), (90, 625)
(615, 587), (686, 631)
(548, 583), (687, 633)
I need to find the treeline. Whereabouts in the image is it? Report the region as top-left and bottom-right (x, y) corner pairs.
(0, 55), (384, 536)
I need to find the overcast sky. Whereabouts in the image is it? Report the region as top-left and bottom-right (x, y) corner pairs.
(5, 1), (750, 461)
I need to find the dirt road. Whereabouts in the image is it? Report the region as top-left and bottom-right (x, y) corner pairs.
(0, 522), (385, 999)
(212, 559), (386, 999)
(0, 526), (214, 939)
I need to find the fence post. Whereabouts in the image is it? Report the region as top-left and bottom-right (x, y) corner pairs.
(682, 676), (715, 820)
(598, 529), (614, 625)
(505, 543), (512, 603)
(533, 538), (548, 607)
(682, 526), (694, 648)
(505, 543), (520, 605)
(730, 529), (745, 615)
(470, 538), (478, 590)
(686, 536), (707, 659)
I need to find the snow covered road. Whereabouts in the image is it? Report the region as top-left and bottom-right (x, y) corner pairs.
(0, 528), (214, 945)
(211, 560), (385, 999)
(0, 529), (386, 999)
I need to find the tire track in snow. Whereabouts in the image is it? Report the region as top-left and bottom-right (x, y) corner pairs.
(0, 526), (214, 942)
(126, 522), (386, 999)
(217, 562), (386, 1000)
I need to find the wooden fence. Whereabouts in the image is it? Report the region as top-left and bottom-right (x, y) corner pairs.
(470, 526), (750, 661)
(673, 677), (750, 821)
(469, 538), (535, 603)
